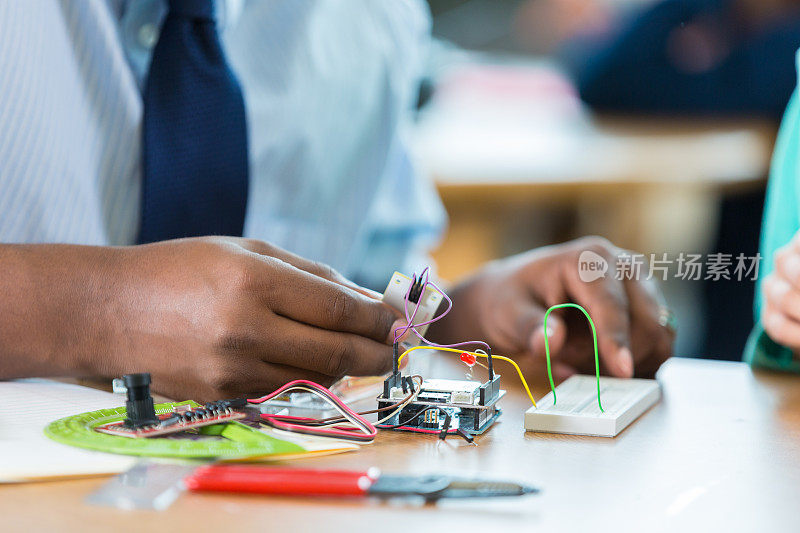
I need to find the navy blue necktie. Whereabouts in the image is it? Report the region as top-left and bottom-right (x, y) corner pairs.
(139, 0), (249, 244)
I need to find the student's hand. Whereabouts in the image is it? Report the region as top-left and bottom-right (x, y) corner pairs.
(0, 238), (403, 401)
(762, 235), (800, 355)
(427, 237), (674, 382)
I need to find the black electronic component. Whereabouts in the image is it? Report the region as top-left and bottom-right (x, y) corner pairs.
(160, 413), (182, 427)
(456, 428), (474, 443)
(439, 412), (452, 440)
(401, 376), (417, 394)
(203, 398), (246, 412)
(391, 343), (400, 377)
(122, 373), (159, 428)
(485, 347), (494, 380)
(385, 347), (402, 397)
(478, 375), (501, 406)
(407, 274), (425, 304)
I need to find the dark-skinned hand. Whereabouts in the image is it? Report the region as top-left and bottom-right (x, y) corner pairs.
(427, 237), (674, 383)
(0, 237), (404, 401)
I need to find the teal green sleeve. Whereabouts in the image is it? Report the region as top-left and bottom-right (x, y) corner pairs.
(745, 89), (800, 371)
(745, 323), (800, 372)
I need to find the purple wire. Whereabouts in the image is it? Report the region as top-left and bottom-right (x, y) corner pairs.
(394, 268), (491, 353)
(392, 267), (429, 343)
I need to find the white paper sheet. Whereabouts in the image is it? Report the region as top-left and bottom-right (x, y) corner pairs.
(0, 379), (135, 482)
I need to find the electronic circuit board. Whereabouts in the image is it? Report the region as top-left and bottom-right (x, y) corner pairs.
(95, 403), (246, 438)
(45, 400), (305, 458)
(378, 271), (507, 440)
(376, 375), (505, 437)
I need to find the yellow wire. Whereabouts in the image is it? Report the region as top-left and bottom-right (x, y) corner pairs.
(398, 345), (537, 407)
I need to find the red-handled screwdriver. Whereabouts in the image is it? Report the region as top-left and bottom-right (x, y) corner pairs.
(183, 465), (538, 500)
(185, 465), (380, 497)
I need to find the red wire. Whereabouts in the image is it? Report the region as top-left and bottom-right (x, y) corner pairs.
(248, 380), (377, 442)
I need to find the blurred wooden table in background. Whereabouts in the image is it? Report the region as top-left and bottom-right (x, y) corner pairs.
(2, 358), (799, 532)
(411, 62), (777, 281)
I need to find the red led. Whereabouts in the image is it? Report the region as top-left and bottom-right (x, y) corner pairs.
(460, 352), (476, 367)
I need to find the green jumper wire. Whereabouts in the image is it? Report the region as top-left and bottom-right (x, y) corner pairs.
(543, 303), (604, 413)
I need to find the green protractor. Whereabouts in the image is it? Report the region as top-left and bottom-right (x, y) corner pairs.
(543, 303), (604, 413)
(44, 401), (304, 458)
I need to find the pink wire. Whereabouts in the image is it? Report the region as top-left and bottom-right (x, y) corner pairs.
(395, 269), (491, 353)
(374, 424), (458, 435)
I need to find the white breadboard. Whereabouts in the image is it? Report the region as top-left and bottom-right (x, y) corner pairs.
(524, 375), (660, 437)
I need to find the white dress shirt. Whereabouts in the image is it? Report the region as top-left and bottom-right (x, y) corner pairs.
(0, 0), (445, 288)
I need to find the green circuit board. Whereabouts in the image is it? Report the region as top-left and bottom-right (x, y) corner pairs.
(44, 400), (304, 459)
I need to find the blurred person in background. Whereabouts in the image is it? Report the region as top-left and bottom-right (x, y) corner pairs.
(749, 68), (800, 372)
(572, 0), (800, 361)
(513, 0), (625, 56)
(519, 0), (800, 361)
(574, 0), (800, 118)
(0, 0), (674, 399)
